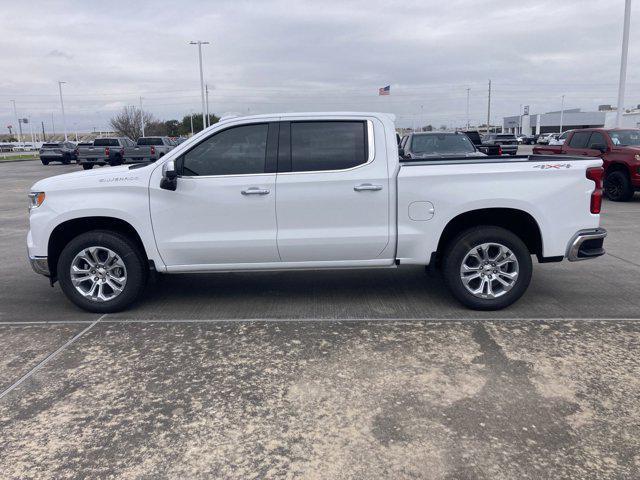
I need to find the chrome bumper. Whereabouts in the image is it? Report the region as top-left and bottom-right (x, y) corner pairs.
(567, 228), (607, 262)
(29, 256), (50, 276)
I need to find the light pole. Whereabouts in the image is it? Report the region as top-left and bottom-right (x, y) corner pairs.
(190, 111), (194, 136)
(57, 81), (68, 141)
(10, 100), (21, 143)
(205, 84), (211, 127)
(139, 96), (145, 137)
(559, 95), (565, 133)
(616, 0), (632, 127)
(189, 40), (210, 130)
(486, 80), (492, 133)
(466, 88), (470, 130)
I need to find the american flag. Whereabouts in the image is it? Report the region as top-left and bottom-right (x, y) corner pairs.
(378, 85), (390, 96)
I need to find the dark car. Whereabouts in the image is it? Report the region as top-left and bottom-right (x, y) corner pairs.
(462, 131), (501, 155)
(39, 142), (77, 165)
(400, 132), (487, 159)
(482, 133), (519, 155)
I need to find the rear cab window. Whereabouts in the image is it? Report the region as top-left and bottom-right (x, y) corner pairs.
(568, 131), (591, 148)
(137, 138), (164, 146)
(94, 139), (119, 147)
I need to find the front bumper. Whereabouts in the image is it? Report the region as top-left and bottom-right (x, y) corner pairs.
(29, 255), (50, 276)
(567, 228), (607, 261)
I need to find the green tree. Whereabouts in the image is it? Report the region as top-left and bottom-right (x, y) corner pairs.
(180, 113), (219, 135)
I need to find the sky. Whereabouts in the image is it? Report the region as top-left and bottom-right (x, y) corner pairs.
(1, 0), (639, 134)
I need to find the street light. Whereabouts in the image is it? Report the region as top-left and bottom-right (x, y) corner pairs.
(559, 95), (565, 134)
(57, 81), (68, 141)
(10, 100), (21, 143)
(616, 0), (632, 127)
(189, 40), (210, 130)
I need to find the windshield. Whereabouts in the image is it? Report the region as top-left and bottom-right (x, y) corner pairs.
(94, 139), (119, 147)
(410, 134), (476, 155)
(609, 130), (640, 146)
(137, 137), (164, 146)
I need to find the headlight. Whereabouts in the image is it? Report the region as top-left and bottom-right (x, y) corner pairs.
(28, 192), (45, 210)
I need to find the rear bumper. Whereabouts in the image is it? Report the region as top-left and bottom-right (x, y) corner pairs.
(566, 228), (607, 261)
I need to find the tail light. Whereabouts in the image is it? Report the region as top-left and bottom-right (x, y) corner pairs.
(498, 145), (503, 155)
(586, 167), (603, 214)
(150, 146), (156, 156)
(105, 147), (110, 157)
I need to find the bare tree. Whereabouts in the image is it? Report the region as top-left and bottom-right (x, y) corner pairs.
(110, 107), (155, 140)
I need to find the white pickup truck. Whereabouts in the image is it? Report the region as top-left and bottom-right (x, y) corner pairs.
(27, 112), (607, 313)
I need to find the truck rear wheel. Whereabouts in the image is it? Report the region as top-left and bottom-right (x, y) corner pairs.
(442, 226), (532, 310)
(57, 230), (147, 313)
(604, 170), (634, 202)
(82, 164), (94, 170)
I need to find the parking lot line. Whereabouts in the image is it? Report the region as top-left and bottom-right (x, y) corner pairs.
(3, 317), (640, 327)
(0, 314), (106, 401)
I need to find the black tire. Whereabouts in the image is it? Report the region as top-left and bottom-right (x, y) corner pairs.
(41, 160), (49, 165)
(442, 226), (532, 310)
(57, 230), (147, 313)
(62, 154), (71, 165)
(82, 164), (94, 170)
(604, 170), (634, 202)
(109, 155), (123, 167)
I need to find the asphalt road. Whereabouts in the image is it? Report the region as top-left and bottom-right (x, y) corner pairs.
(1, 159), (640, 479)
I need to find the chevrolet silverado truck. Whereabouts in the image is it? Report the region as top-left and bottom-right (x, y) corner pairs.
(482, 133), (519, 155)
(124, 136), (176, 163)
(27, 112), (607, 313)
(77, 137), (135, 170)
(534, 128), (640, 201)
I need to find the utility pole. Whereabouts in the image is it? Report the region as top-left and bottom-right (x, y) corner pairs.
(51, 113), (56, 139)
(466, 88), (470, 130)
(10, 100), (21, 143)
(486, 80), (492, 133)
(190, 111), (194, 136)
(205, 84), (210, 128)
(57, 81), (68, 141)
(139, 96), (145, 137)
(41, 121), (46, 141)
(616, 0), (632, 127)
(189, 40), (210, 130)
(559, 95), (565, 133)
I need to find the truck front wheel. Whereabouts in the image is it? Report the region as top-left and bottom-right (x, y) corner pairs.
(442, 226), (532, 310)
(604, 170), (634, 202)
(57, 230), (147, 313)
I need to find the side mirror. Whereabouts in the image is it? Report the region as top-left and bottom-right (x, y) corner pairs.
(160, 159), (178, 191)
(398, 147), (405, 158)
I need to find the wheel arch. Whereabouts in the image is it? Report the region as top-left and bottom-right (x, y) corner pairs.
(435, 208), (544, 261)
(48, 216), (149, 280)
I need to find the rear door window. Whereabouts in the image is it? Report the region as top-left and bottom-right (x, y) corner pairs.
(587, 132), (607, 149)
(289, 121), (367, 172)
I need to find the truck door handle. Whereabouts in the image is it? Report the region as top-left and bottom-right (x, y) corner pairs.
(241, 187), (270, 195)
(354, 183), (383, 192)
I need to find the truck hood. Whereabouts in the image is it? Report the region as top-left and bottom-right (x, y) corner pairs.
(30, 164), (154, 192)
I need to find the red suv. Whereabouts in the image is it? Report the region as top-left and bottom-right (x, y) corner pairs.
(534, 128), (640, 201)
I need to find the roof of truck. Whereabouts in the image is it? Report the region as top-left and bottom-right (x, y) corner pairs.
(216, 112), (396, 124)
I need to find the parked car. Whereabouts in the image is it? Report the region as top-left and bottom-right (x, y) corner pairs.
(533, 128), (640, 201)
(77, 137), (135, 170)
(536, 133), (556, 145)
(482, 133), (518, 155)
(462, 131), (502, 155)
(27, 112), (606, 313)
(124, 137), (176, 163)
(548, 130), (571, 146)
(400, 132), (486, 159)
(39, 142), (77, 165)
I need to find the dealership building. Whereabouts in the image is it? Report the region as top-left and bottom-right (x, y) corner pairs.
(503, 106), (640, 135)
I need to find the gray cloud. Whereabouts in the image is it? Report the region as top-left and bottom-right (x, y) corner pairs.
(1, 0), (638, 132)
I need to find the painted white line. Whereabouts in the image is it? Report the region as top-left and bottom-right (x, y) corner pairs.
(1, 317), (640, 327)
(0, 314), (106, 401)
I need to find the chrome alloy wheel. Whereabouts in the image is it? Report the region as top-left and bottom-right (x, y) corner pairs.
(459, 242), (519, 299)
(70, 246), (127, 302)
